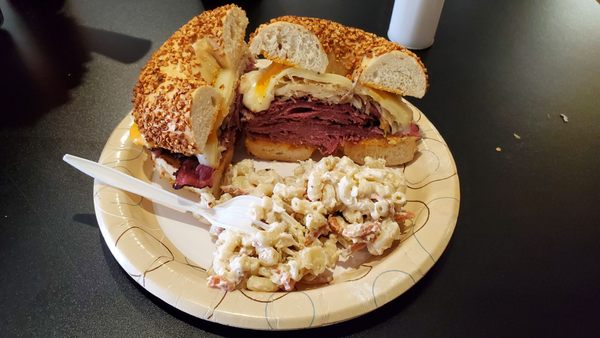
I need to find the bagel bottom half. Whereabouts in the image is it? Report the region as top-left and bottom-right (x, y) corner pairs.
(244, 135), (419, 165)
(244, 136), (316, 161)
(342, 135), (419, 166)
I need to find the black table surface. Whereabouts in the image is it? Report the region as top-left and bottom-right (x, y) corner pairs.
(1, 0), (599, 336)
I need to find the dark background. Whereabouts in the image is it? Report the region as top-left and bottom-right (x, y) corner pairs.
(1, 0), (599, 336)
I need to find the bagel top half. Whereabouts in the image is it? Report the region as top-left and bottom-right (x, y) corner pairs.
(249, 16), (428, 98)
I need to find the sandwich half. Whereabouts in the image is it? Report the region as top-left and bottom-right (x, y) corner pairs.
(130, 5), (248, 194)
(240, 16), (428, 165)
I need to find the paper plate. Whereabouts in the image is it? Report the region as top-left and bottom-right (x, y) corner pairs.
(93, 103), (460, 330)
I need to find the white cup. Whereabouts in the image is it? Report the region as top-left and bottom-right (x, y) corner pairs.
(387, 0), (445, 50)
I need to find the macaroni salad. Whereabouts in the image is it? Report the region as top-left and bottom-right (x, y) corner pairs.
(202, 156), (413, 292)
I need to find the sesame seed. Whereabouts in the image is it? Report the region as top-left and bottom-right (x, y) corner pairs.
(251, 15), (428, 89)
(132, 5), (245, 156)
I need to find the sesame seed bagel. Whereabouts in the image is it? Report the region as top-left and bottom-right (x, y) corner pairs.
(132, 4), (248, 156)
(244, 135), (419, 166)
(249, 16), (428, 98)
(342, 136), (419, 166)
(244, 136), (316, 162)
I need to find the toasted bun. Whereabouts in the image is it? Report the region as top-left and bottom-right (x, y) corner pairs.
(132, 5), (248, 156)
(342, 136), (419, 166)
(249, 16), (428, 98)
(245, 135), (418, 165)
(245, 137), (315, 161)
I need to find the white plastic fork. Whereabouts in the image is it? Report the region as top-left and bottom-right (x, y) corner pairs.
(63, 154), (261, 234)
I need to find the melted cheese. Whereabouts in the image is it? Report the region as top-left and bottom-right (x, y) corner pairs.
(160, 38), (220, 83)
(193, 39), (221, 84)
(240, 61), (353, 112)
(200, 129), (220, 167)
(129, 122), (149, 147)
(240, 62), (285, 112)
(256, 62), (288, 97)
(213, 68), (237, 129)
(358, 86), (414, 129)
(201, 67), (237, 167)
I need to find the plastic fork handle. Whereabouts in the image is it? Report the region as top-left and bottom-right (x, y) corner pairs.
(63, 154), (207, 216)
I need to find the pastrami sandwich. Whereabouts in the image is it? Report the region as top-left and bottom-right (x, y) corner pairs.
(240, 16), (428, 165)
(130, 5), (248, 194)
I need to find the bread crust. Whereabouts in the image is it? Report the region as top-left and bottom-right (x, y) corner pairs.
(342, 136), (419, 166)
(244, 135), (418, 165)
(245, 136), (315, 161)
(132, 5), (247, 156)
(250, 16), (428, 96)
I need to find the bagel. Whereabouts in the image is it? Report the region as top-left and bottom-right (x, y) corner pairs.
(250, 16), (428, 97)
(342, 136), (419, 166)
(131, 4), (248, 194)
(244, 136), (316, 162)
(131, 8), (430, 194)
(241, 16), (426, 164)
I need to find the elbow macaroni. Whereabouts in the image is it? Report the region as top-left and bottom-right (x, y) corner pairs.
(208, 156), (412, 291)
